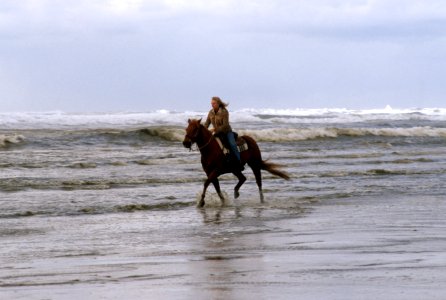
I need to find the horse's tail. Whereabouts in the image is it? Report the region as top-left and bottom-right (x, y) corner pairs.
(242, 135), (290, 180)
(260, 160), (290, 180)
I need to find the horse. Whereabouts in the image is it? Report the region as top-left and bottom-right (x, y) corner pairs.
(182, 118), (290, 207)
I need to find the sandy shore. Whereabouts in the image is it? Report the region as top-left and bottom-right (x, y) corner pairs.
(1, 194), (445, 300)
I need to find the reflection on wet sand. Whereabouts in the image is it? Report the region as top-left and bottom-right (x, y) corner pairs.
(1, 196), (445, 300)
(190, 206), (268, 300)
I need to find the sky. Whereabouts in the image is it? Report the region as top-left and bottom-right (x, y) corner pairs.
(1, 0), (446, 112)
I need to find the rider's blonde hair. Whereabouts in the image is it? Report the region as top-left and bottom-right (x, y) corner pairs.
(212, 96), (229, 109)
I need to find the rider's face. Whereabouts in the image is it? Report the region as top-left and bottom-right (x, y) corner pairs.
(211, 100), (219, 110)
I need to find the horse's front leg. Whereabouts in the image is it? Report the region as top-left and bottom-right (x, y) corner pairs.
(233, 172), (246, 199)
(199, 179), (211, 207)
(199, 171), (220, 207)
(212, 178), (225, 204)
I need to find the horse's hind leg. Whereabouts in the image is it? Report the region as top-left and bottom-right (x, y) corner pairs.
(251, 165), (264, 202)
(233, 172), (246, 199)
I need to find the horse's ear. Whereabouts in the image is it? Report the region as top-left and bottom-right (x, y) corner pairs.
(198, 118), (202, 124)
(188, 119), (191, 124)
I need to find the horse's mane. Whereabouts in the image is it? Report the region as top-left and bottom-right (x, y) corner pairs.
(190, 118), (210, 133)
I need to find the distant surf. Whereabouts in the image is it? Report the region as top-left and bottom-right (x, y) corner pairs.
(1, 107), (446, 129)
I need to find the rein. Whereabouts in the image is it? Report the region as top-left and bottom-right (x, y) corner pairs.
(198, 134), (214, 150)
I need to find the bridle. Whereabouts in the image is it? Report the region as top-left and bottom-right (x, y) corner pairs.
(185, 123), (213, 151)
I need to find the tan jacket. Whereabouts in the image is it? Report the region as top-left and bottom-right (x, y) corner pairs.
(204, 107), (232, 134)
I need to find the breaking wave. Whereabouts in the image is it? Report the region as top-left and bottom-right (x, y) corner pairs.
(1, 107), (446, 129)
(85, 125), (446, 143)
(55, 126), (446, 143)
(3, 126), (445, 149)
(0, 134), (25, 148)
(239, 126), (446, 142)
(79, 127), (185, 143)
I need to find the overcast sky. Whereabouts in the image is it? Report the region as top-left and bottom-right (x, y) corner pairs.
(1, 0), (445, 112)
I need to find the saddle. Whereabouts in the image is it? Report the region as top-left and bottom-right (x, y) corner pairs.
(215, 132), (248, 155)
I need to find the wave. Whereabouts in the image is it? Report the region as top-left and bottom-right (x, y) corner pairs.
(0, 176), (202, 192)
(0, 111), (193, 129)
(0, 127), (186, 148)
(0, 201), (195, 219)
(237, 107), (446, 117)
(81, 127), (185, 143)
(1, 107), (446, 129)
(294, 168), (446, 179)
(4, 126), (445, 150)
(234, 107), (446, 124)
(0, 134), (25, 148)
(96, 126), (446, 143)
(136, 127), (185, 141)
(61, 126), (446, 144)
(238, 126), (446, 142)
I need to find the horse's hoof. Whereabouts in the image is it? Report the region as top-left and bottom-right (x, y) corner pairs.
(234, 190), (240, 199)
(259, 192), (264, 203)
(198, 199), (205, 207)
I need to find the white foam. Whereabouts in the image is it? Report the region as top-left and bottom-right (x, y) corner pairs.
(0, 111), (200, 129)
(1, 107), (445, 129)
(239, 127), (446, 142)
(0, 134), (25, 147)
(231, 107), (446, 124)
(195, 191), (231, 207)
(237, 107), (446, 116)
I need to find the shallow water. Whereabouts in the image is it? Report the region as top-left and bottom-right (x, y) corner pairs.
(1, 195), (445, 300)
(1, 109), (446, 299)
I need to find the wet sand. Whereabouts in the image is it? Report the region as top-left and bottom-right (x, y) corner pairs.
(1, 194), (446, 300)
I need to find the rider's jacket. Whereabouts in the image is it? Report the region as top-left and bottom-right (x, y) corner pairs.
(204, 107), (232, 134)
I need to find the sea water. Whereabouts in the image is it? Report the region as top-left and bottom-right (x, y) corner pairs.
(1, 107), (445, 298)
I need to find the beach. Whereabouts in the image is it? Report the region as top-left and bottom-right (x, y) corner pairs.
(1, 108), (446, 299)
(2, 195), (445, 299)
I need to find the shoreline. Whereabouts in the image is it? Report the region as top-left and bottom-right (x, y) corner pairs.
(1, 194), (445, 299)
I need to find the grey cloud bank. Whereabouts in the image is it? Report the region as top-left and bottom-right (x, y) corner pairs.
(1, 0), (445, 112)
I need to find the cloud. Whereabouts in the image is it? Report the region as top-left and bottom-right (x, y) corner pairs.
(1, 0), (446, 111)
(218, 0), (446, 40)
(2, 0), (446, 40)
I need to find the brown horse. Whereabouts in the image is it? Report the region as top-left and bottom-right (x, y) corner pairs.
(182, 118), (290, 207)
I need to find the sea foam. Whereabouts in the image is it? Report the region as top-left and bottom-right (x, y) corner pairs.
(1, 107), (446, 129)
(238, 126), (446, 142)
(0, 134), (25, 147)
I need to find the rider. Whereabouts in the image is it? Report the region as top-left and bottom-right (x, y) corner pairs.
(204, 96), (244, 171)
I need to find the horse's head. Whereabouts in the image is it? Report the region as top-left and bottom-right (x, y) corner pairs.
(182, 118), (202, 149)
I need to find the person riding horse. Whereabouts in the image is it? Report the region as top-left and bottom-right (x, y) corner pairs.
(204, 96), (244, 171)
(183, 118), (290, 206)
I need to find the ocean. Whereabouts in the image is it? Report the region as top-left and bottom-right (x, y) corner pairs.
(1, 107), (446, 299)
